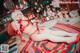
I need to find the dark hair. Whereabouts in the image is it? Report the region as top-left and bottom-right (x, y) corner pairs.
(12, 0), (19, 6)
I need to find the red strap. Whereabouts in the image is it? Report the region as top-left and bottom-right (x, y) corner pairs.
(18, 19), (22, 24)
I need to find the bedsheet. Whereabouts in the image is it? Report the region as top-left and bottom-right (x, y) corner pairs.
(17, 23), (80, 53)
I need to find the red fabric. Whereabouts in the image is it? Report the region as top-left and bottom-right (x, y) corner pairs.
(7, 23), (15, 36)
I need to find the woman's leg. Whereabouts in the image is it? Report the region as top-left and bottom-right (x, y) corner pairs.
(49, 30), (78, 37)
(44, 28), (78, 37)
(31, 31), (76, 43)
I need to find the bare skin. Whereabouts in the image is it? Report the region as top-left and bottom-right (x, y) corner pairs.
(11, 10), (78, 43)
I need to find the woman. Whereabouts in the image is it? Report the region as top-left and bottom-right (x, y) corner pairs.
(11, 7), (78, 44)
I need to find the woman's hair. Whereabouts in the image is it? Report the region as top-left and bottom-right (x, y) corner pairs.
(24, 7), (33, 16)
